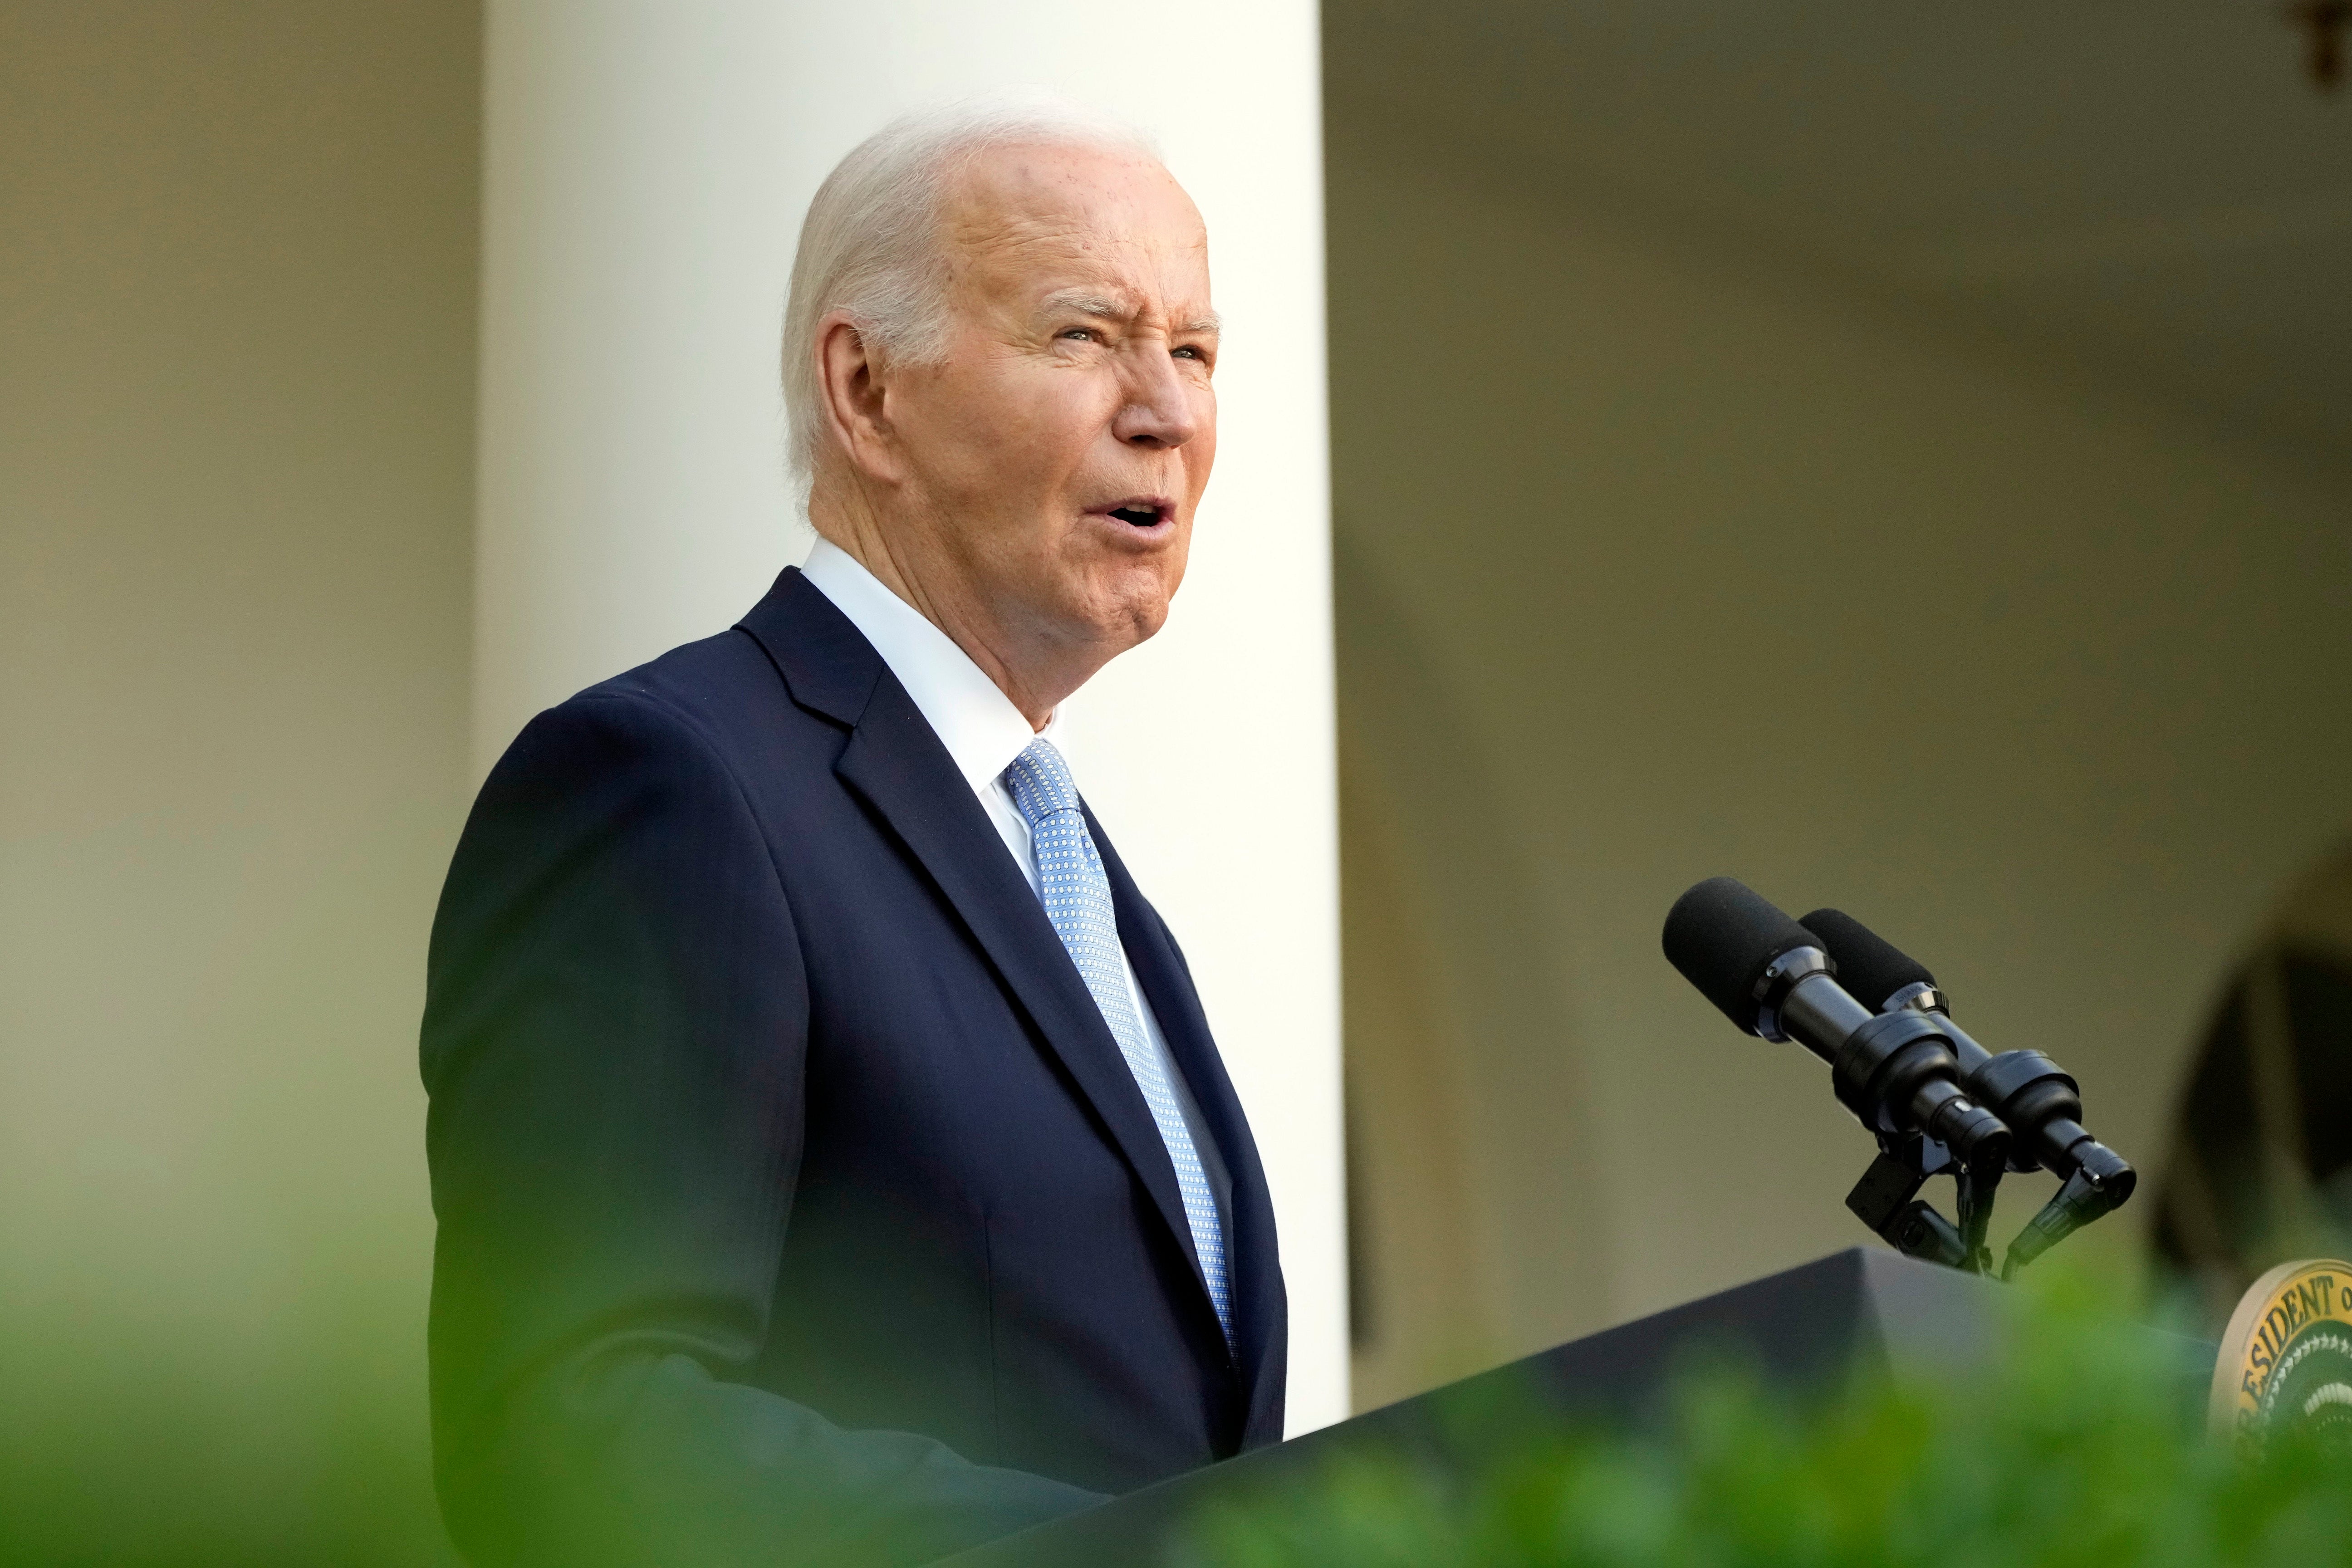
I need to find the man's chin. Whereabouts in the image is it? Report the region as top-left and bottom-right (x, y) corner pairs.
(1048, 579), (1176, 658)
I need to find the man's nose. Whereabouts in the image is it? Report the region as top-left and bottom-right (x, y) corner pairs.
(1111, 349), (1200, 450)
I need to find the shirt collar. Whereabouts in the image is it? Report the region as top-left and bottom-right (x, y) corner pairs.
(799, 537), (1051, 795)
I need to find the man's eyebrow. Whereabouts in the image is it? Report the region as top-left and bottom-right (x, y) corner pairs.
(1039, 289), (1132, 319)
(1037, 289), (1221, 335)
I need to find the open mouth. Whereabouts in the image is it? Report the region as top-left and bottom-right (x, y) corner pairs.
(1097, 499), (1172, 529)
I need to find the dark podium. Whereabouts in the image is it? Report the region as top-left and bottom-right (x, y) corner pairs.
(941, 1247), (2015, 1566)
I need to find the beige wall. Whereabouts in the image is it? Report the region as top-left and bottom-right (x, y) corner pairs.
(1331, 121), (2352, 1409)
(0, 4), (478, 1555)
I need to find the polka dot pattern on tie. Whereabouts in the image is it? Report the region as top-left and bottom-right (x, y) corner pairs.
(1004, 737), (1234, 1351)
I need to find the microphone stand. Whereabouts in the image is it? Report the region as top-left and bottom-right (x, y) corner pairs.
(1845, 1130), (2001, 1275)
(1998, 1165), (2127, 1279)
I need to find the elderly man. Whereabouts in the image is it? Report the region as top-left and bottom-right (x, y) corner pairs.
(420, 98), (1285, 1567)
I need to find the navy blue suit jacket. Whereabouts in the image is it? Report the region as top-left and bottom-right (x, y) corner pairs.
(420, 568), (1287, 1567)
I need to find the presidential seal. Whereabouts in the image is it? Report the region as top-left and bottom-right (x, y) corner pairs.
(2210, 1258), (2352, 1454)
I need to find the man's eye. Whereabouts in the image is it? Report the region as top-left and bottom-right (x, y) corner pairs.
(1058, 328), (1097, 343)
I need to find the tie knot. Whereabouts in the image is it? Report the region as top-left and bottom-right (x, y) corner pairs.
(1004, 737), (1081, 828)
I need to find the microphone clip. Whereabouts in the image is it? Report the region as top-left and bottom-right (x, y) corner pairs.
(1845, 1130), (1999, 1275)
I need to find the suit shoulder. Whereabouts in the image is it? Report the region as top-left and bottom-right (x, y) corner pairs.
(494, 625), (833, 781)
(588, 627), (801, 746)
(431, 633), (803, 1014)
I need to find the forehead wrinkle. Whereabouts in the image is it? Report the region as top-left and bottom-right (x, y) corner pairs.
(946, 203), (1096, 256)
(939, 163), (1214, 325)
(945, 213), (1127, 305)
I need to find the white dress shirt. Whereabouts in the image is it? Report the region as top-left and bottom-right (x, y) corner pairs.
(799, 539), (1231, 1227)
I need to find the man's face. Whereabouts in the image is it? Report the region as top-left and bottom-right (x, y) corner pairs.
(878, 142), (1217, 663)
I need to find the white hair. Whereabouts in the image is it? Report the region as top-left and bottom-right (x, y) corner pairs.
(781, 93), (1161, 486)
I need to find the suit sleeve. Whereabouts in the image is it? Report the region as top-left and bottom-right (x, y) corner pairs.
(419, 691), (1102, 1568)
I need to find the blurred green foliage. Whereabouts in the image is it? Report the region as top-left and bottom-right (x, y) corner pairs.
(10, 1266), (2350, 1565)
(0, 1315), (455, 1567)
(1186, 1269), (2352, 1568)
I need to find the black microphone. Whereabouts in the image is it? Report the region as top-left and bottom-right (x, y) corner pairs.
(1795, 907), (2136, 1205)
(1662, 878), (2011, 1178)
(1788, 908), (1977, 1064)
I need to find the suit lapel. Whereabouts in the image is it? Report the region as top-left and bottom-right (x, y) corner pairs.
(738, 570), (1215, 1328)
(1090, 806), (1289, 1432)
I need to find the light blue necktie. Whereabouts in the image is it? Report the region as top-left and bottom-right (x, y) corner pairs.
(1004, 737), (1234, 1349)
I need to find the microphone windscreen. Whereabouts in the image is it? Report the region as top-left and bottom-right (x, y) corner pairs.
(1662, 877), (1819, 1034)
(1798, 908), (1938, 1014)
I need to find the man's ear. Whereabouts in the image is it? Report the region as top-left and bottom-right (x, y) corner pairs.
(815, 312), (905, 483)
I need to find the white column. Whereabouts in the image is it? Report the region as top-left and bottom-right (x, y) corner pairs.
(476, 2), (1345, 1432)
